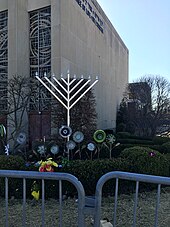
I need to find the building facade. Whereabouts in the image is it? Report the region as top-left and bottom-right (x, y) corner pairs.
(0, 0), (128, 142)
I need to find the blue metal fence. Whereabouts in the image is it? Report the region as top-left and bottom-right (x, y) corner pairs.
(0, 170), (86, 227)
(0, 170), (170, 227)
(94, 171), (170, 227)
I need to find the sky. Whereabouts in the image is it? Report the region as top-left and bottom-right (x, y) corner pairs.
(97, 0), (170, 82)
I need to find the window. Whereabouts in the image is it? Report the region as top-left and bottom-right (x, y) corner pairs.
(0, 10), (8, 112)
(29, 7), (51, 111)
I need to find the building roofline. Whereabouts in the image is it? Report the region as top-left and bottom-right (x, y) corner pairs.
(91, 0), (129, 52)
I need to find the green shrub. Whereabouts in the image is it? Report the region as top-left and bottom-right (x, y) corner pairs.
(116, 132), (131, 139)
(101, 144), (135, 158)
(152, 136), (170, 145)
(0, 155), (26, 198)
(164, 153), (170, 177)
(61, 158), (131, 195)
(22, 158), (133, 197)
(0, 152), (169, 198)
(147, 145), (164, 153)
(165, 153), (170, 161)
(0, 155), (25, 170)
(116, 132), (152, 141)
(0, 155), (38, 198)
(116, 123), (126, 132)
(161, 142), (170, 154)
(117, 139), (153, 145)
(120, 146), (169, 176)
(127, 135), (152, 141)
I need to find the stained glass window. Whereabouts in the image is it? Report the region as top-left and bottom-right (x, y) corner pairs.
(0, 10), (8, 111)
(29, 7), (51, 111)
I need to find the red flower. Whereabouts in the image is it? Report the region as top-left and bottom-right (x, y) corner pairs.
(39, 166), (46, 172)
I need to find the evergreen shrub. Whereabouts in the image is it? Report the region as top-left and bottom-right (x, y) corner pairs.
(165, 153), (170, 171)
(147, 145), (164, 153)
(0, 155), (25, 170)
(120, 146), (169, 176)
(116, 132), (152, 141)
(161, 142), (170, 154)
(152, 136), (170, 145)
(61, 158), (131, 195)
(0, 151), (169, 198)
(0, 157), (132, 196)
(128, 135), (152, 141)
(117, 139), (153, 145)
(0, 155), (26, 198)
(100, 144), (135, 158)
(116, 132), (131, 138)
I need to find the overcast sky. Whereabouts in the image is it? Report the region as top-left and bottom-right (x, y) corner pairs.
(97, 0), (170, 82)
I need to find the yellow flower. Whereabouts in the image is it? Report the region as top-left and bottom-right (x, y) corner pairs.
(31, 190), (40, 200)
(46, 165), (53, 171)
(38, 158), (58, 172)
(51, 161), (58, 167)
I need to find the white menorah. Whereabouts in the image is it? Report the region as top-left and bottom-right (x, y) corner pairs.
(35, 70), (99, 128)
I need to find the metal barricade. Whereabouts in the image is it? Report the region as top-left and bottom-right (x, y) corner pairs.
(94, 171), (170, 227)
(0, 170), (170, 226)
(0, 170), (86, 227)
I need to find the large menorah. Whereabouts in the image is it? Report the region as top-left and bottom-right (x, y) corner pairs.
(35, 71), (98, 159)
(35, 71), (98, 127)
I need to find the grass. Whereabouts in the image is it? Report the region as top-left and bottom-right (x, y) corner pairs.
(101, 187), (170, 227)
(0, 187), (170, 227)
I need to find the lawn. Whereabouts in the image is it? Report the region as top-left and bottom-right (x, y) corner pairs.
(0, 187), (170, 226)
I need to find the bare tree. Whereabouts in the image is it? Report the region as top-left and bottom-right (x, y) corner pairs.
(136, 75), (170, 136)
(117, 75), (170, 137)
(0, 75), (34, 149)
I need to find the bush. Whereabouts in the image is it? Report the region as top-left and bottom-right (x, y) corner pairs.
(0, 155), (25, 170)
(152, 136), (170, 145)
(116, 132), (131, 139)
(0, 152), (169, 198)
(165, 153), (170, 162)
(116, 123), (126, 132)
(120, 146), (169, 176)
(116, 132), (152, 141)
(164, 153), (170, 177)
(0, 158), (131, 197)
(0, 155), (26, 198)
(127, 135), (152, 141)
(117, 139), (153, 145)
(61, 158), (132, 195)
(161, 142), (170, 154)
(147, 145), (164, 153)
(101, 144), (135, 158)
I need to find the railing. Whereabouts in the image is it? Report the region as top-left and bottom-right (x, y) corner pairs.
(94, 171), (170, 227)
(0, 170), (86, 227)
(0, 170), (170, 227)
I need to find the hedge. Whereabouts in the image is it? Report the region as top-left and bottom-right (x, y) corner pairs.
(0, 152), (169, 198)
(152, 136), (170, 145)
(116, 132), (152, 141)
(117, 138), (154, 145)
(161, 142), (170, 154)
(120, 146), (169, 176)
